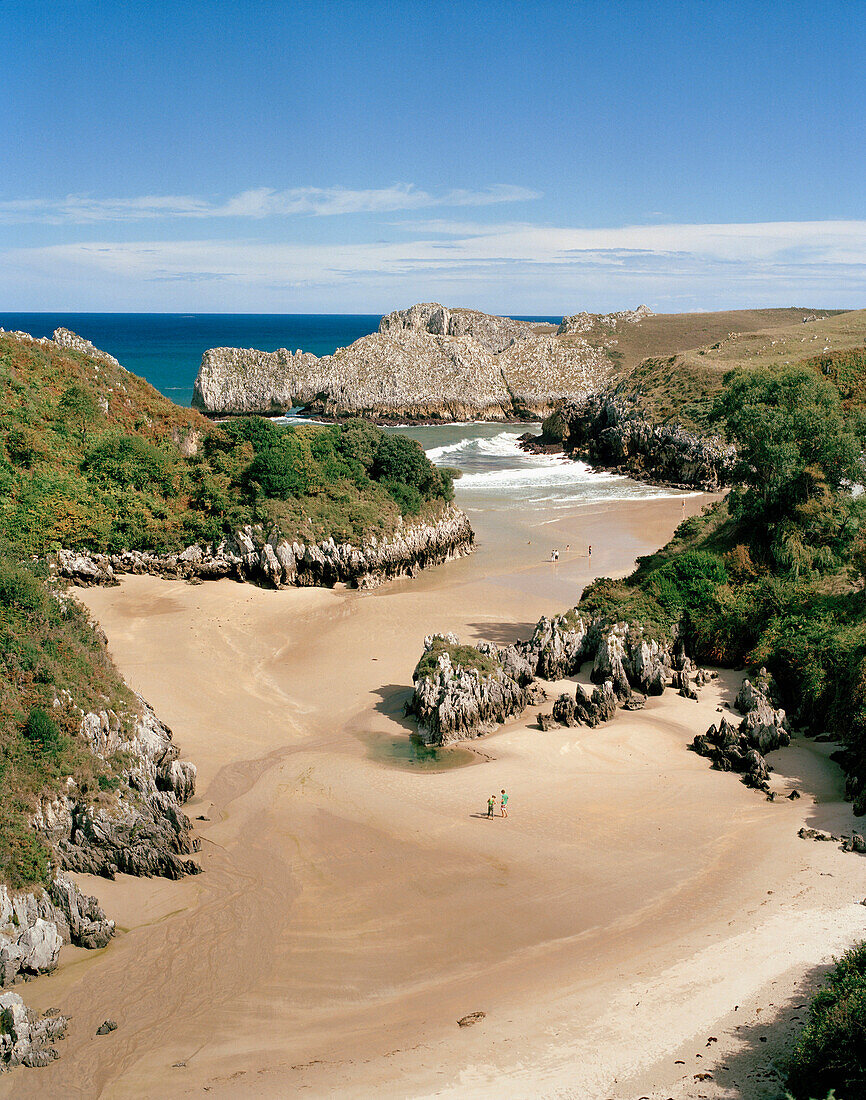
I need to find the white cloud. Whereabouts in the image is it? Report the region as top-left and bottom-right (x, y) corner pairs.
(0, 184), (541, 224)
(3, 218), (865, 312)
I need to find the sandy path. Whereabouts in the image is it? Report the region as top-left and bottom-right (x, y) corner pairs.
(5, 495), (865, 1099)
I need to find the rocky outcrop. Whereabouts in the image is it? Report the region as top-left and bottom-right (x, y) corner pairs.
(55, 507), (474, 591)
(0, 993), (68, 1071)
(557, 305), (654, 335)
(379, 302), (539, 352)
(1, 875), (114, 990)
(409, 614), (679, 744)
(0, 327), (123, 371)
(690, 672), (790, 792)
(409, 635), (528, 745)
(33, 695), (200, 880)
(535, 394), (736, 491)
(192, 302), (611, 421)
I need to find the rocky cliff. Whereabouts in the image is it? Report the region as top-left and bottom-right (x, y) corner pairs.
(33, 692), (200, 880)
(192, 302), (615, 421)
(534, 394), (736, 490)
(55, 506), (474, 590)
(1, 672), (199, 1072)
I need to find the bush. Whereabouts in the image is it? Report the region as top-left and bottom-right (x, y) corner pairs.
(786, 942), (866, 1100)
(372, 434), (437, 499)
(83, 432), (176, 491)
(645, 551), (728, 616)
(23, 707), (61, 752)
(383, 479), (422, 516)
(245, 432), (318, 498)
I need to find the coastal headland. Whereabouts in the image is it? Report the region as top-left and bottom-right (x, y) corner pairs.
(192, 302), (848, 423)
(5, 490), (865, 1099)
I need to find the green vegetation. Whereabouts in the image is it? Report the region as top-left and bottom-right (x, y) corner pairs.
(414, 636), (500, 682)
(785, 943), (866, 1100)
(0, 541), (135, 888)
(0, 334), (455, 556)
(580, 363), (866, 756)
(0, 332), (457, 891)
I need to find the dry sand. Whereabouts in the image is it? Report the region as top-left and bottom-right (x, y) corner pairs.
(5, 494), (865, 1100)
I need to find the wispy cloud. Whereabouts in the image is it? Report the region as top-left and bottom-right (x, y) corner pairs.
(3, 218), (865, 312)
(0, 184), (541, 224)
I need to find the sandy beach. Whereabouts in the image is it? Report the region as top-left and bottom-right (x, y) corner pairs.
(5, 493), (865, 1100)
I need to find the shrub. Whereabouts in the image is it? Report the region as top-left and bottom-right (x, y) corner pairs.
(23, 707), (61, 752)
(786, 942), (866, 1100)
(83, 432), (176, 491)
(644, 550), (728, 616)
(245, 432), (318, 498)
(372, 434), (437, 499)
(383, 479), (422, 516)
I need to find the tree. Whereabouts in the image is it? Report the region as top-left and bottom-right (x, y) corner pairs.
(58, 383), (101, 444)
(372, 434), (436, 498)
(714, 365), (863, 521)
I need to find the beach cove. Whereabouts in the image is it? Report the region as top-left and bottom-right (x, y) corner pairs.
(5, 429), (865, 1100)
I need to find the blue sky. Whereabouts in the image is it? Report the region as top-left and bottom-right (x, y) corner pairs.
(2, 0), (865, 313)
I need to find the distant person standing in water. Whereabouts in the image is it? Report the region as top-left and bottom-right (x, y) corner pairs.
(588, 544), (592, 559)
(500, 789), (509, 818)
(487, 794), (496, 818)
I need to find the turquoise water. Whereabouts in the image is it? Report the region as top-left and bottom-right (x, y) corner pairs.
(0, 312), (561, 407)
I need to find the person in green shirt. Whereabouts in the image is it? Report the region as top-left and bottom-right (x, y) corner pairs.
(500, 789), (509, 818)
(487, 795), (496, 818)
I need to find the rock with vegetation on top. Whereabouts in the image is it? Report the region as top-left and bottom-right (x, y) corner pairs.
(409, 635), (528, 745)
(538, 394), (736, 490)
(56, 507), (474, 591)
(31, 695), (200, 881)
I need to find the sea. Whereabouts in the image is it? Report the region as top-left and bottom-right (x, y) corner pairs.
(2, 311), (689, 518)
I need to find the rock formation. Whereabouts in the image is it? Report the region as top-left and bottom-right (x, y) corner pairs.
(557, 305), (654, 335)
(192, 302), (613, 420)
(1, 876), (114, 990)
(0, 326), (123, 370)
(32, 694), (200, 880)
(0, 993), (68, 1071)
(409, 635), (528, 745)
(535, 394), (736, 491)
(690, 672), (790, 792)
(409, 614), (680, 745)
(56, 506), (474, 591)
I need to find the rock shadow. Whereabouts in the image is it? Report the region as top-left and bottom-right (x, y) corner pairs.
(679, 960), (831, 1100)
(465, 621), (539, 646)
(371, 683), (417, 734)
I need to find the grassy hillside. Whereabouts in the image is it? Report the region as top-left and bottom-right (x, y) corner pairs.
(0, 333), (455, 557)
(0, 540), (136, 887)
(614, 308), (866, 430)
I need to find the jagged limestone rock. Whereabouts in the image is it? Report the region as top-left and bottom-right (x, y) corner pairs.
(691, 677), (791, 793)
(410, 637), (527, 745)
(541, 394), (736, 490)
(192, 303), (612, 420)
(0, 992), (68, 1071)
(557, 305), (654, 335)
(56, 507), (474, 591)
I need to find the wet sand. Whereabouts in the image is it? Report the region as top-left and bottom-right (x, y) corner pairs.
(6, 494), (866, 1099)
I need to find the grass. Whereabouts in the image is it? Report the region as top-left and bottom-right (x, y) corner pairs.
(414, 637), (501, 682)
(0, 334), (456, 557)
(610, 310), (866, 432)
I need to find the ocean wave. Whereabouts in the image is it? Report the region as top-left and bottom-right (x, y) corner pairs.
(425, 430), (529, 463)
